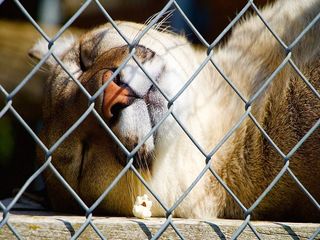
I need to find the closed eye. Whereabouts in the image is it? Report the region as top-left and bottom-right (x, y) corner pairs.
(79, 48), (87, 72)
(79, 56), (86, 72)
(79, 43), (89, 72)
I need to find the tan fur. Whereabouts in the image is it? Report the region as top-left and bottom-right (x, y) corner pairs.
(32, 0), (319, 221)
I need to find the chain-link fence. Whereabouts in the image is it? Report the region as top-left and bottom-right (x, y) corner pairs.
(0, 0), (320, 239)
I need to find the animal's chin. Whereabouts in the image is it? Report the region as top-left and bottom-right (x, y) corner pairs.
(108, 99), (160, 170)
(114, 142), (154, 170)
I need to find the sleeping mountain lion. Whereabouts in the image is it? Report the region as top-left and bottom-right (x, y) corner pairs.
(29, 0), (320, 222)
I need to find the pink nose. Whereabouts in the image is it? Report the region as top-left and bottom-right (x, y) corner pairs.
(102, 70), (132, 120)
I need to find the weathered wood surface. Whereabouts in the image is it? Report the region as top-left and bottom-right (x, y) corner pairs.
(0, 212), (319, 239)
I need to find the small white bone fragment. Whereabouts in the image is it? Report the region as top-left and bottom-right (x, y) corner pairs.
(132, 194), (152, 219)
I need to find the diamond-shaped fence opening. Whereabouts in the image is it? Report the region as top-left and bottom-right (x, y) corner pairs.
(0, 0), (319, 239)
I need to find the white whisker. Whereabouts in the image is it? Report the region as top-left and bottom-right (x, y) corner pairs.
(133, 9), (176, 43)
(154, 9), (175, 32)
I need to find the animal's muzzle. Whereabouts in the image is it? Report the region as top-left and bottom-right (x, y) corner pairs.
(101, 69), (138, 121)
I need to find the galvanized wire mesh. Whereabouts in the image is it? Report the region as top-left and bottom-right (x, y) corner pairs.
(0, 0), (319, 239)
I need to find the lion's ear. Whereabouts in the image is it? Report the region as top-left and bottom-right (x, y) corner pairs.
(28, 35), (76, 69)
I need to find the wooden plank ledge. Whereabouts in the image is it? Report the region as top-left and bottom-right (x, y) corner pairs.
(0, 212), (319, 239)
